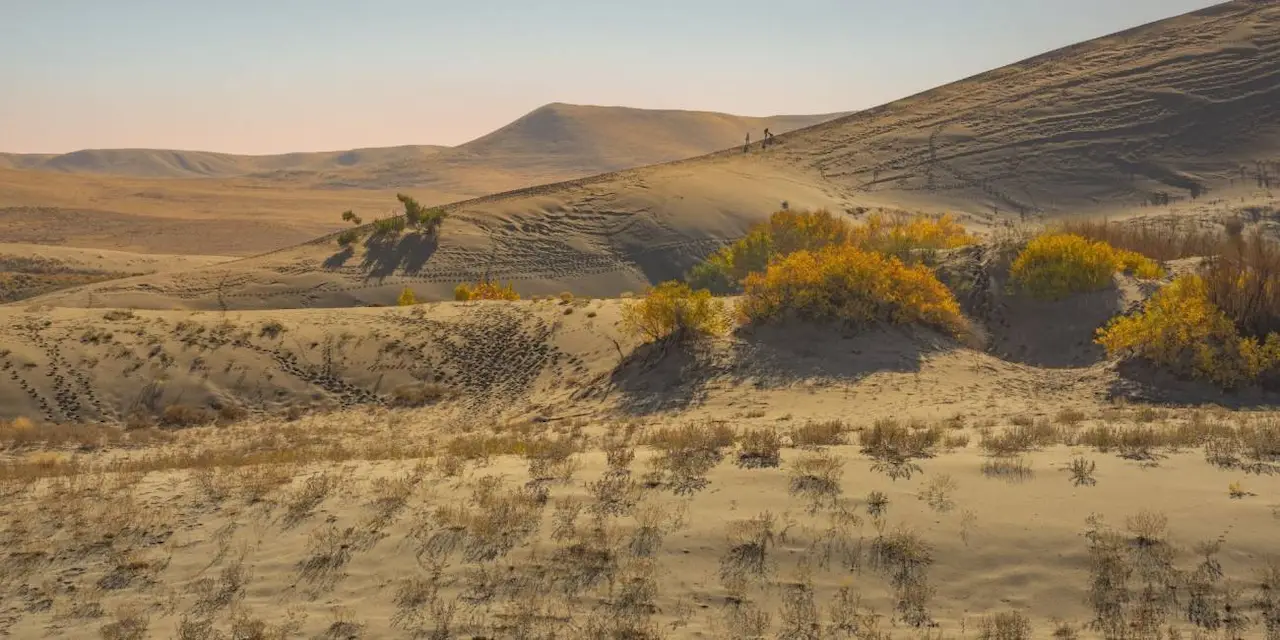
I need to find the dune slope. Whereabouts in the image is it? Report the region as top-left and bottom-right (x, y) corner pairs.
(23, 0), (1280, 311)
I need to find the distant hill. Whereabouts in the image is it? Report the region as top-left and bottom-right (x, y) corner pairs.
(0, 145), (449, 180)
(0, 105), (848, 185)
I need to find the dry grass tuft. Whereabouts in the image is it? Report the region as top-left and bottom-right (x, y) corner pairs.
(790, 420), (847, 448)
(737, 427), (782, 468)
(789, 451), (845, 514)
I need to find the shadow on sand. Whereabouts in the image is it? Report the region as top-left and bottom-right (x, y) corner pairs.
(1108, 359), (1280, 410)
(321, 232), (441, 279)
(602, 323), (949, 416)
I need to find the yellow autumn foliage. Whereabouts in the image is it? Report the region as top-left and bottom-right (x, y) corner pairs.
(622, 281), (728, 342)
(738, 244), (968, 337)
(688, 209), (974, 293)
(1096, 275), (1280, 389)
(454, 280), (520, 301)
(397, 286), (418, 306)
(1010, 233), (1163, 300)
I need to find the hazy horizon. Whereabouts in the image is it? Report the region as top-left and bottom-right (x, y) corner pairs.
(2, 0), (1221, 155)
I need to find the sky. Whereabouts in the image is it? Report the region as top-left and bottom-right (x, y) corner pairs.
(0, 0), (1222, 155)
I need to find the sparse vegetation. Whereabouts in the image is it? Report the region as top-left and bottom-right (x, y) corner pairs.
(397, 286), (418, 306)
(453, 279), (520, 301)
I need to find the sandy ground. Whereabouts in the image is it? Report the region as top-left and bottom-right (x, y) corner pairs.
(3, 4), (1280, 638)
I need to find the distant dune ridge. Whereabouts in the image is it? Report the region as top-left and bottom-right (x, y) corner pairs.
(0, 104), (846, 183)
(20, 0), (1279, 311)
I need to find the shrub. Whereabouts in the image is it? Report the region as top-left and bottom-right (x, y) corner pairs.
(335, 229), (362, 247)
(1096, 275), (1280, 388)
(738, 244), (967, 337)
(397, 287), (417, 306)
(1203, 229), (1280, 339)
(1010, 233), (1163, 300)
(622, 281), (727, 342)
(397, 193), (446, 234)
(688, 209), (973, 293)
(453, 280), (519, 301)
(340, 210), (363, 226)
(371, 216), (407, 237)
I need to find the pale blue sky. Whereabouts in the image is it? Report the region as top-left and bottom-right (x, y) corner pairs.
(0, 0), (1221, 154)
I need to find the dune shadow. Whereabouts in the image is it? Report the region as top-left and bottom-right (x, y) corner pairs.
(1108, 359), (1280, 410)
(605, 323), (944, 416)
(359, 232), (440, 279)
(982, 285), (1126, 368)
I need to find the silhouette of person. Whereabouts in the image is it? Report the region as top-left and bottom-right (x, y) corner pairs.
(763, 128), (772, 148)
(744, 132), (751, 153)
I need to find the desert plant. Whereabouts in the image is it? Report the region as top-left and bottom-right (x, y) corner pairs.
(623, 281), (727, 342)
(335, 229), (361, 247)
(739, 244), (968, 336)
(1010, 232), (1163, 300)
(397, 193), (446, 233)
(1097, 274), (1280, 389)
(453, 279), (520, 301)
(371, 216), (407, 237)
(397, 286), (418, 306)
(791, 420), (847, 447)
(736, 427), (782, 468)
(340, 210), (362, 226)
(1058, 217), (1222, 262)
(977, 610), (1033, 640)
(1067, 457), (1097, 486)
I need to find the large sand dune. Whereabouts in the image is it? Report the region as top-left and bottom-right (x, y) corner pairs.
(23, 0), (1280, 311)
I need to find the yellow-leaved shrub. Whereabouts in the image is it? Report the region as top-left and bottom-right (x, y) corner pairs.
(689, 209), (974, 293)
(623, 281), (728, 342)
(1096, 275), (1280, 388)
(397, 286), (418, 306)
(454, 280), (520, 301)
(738, 244), (968, 337)
(1010, 233), (1163, 300)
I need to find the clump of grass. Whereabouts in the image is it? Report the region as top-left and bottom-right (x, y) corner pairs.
(159, 404), (215, 428)
(1066, 457), (1097, 487)
(981, 457), (1034, 483)
(791, 420), (847, 447)
(918, 473), (958, 513)
(789, 451), (844, 514)
(643, 421), (735, 494)
(978, 610), (1033, 640)
(860, 418), (942, 460)
(736, 427), (782, 468)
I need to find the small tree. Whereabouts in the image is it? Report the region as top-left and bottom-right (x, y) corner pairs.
(397, 193), (447, 234)
(341, 210), (363, 226)
(397, 286), (418, 306)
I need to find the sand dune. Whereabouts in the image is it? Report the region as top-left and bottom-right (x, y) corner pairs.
(0, 105), (842, 183)
(0, 105), (845, 256)
(24, 0), (1279, 311)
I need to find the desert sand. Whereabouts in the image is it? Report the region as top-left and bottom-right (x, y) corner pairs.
(3, 1), (1280, 638)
